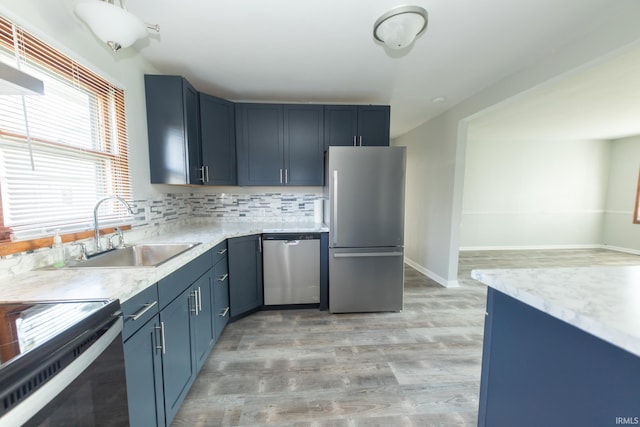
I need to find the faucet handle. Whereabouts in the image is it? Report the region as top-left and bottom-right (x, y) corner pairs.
(72, 242), (89, 260)
(109, 227), (126, 249)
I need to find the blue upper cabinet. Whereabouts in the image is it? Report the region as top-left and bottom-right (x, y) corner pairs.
(357, 106), (391, 146)
(324, 105), (390, 148)
(199, 94), (237, 186)
(236, 103), (324, 186)
(145, 75), (201, 185)
(236, 103), (284, 186)
(283, 105), (324, 186)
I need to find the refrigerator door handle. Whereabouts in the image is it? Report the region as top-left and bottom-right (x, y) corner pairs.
(332, 170), (338, 246)
(333, 251), (404, 258)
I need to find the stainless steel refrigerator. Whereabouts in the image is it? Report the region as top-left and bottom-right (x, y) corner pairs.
(324, 146), (406, 313)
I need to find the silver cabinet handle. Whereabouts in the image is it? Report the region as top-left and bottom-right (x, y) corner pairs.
(199, 166), (206, 183)
(127, 301), (157, 320)
(332, 170), (338, 246)
(205, 165), (210, 183)
(216, 248), (227, 255)
(279, 168), (283, 183)
(285, 169), (288, 184)
(191, 289), (199, 315)
(258, 236), (262, 253)
(219, 307), (229, 317)
(197, 286), (202, 312)
(218, 273), (229, 282)
(156, 322), (166, 354)
(359, 136), (363, 146)
(352, 135), (356, 146)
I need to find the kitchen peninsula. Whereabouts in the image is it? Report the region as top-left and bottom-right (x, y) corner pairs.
(472, 266), (640, 427)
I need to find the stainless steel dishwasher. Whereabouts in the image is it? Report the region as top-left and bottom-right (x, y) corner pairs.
(263, 233), (320, 305)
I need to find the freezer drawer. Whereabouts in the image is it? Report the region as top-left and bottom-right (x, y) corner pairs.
(329, 247), (404, 313)
(263, 237), (320, 305)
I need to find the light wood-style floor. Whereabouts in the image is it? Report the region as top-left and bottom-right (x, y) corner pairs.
(172, 248), (640, 426)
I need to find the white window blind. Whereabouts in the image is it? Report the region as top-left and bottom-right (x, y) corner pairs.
(0, 16), (131, 241)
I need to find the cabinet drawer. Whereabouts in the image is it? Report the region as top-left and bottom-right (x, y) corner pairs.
(158, 250), (211, 309)
(211, 240), (228, 267)
(121, 284), (159, 340)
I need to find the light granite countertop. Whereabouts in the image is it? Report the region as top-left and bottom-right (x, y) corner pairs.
(471, 266), (640, 358)
(0, 221), (327, 305)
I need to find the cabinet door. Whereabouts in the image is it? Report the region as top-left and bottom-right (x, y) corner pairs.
(184, 82), (201, 183)
(283, 105), (324, 186)
(357, 106), (390, 146)
(193, 271), (215, 372)
(200, 94), (237, 185)
(213, 257), (230, 340)
(228, 235), (263, 318)
(123, 315), (165, 427)
(160, 286), (196, 426)
(236, 103), (284, 185)
(324, 105), (358, 149)
(145, 75), (201, 184)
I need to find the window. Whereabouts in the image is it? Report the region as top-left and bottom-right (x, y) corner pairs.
(0, 16), (131, 244)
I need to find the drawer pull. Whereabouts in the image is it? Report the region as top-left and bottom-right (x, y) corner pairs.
(220, 307), (229, 317)
(128, 301), (157, 320)
(216, 248), (227, 255)
(218, 273), (229, 282)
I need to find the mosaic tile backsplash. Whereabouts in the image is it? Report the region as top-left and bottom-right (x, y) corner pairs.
(130, 192), (322, 228)
(0, 191), (324, 273)
(3, 191), (322, 255)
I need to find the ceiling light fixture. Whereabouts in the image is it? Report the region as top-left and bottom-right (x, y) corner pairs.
(373, 5), (428, 50)
(74, 0), (159, 52)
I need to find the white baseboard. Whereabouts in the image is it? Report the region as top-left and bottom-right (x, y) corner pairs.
(404, 257), (460, 288)
(602, 245), (640, 256)
(459, 244), (602, 251)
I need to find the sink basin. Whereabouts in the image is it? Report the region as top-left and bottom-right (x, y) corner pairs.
(63, 243), (200, 268)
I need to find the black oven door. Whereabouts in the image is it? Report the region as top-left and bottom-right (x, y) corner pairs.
(0, 301), (130, 427)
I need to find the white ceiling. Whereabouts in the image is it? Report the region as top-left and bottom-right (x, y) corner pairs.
(94, 0), (637, 138)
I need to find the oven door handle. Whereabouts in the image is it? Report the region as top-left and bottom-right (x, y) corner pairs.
(1, 316), (123, 426)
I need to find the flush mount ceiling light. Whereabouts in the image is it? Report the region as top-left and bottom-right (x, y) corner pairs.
(74, 0), (159, 52)
(373, 5), (428, 50)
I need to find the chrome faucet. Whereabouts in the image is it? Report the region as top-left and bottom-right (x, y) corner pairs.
(94, 196), (134, 253)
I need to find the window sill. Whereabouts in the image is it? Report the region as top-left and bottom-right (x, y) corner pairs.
(0, 225), (132, 257)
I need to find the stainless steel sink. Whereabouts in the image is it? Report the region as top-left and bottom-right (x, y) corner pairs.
(63, 243), (200, 268)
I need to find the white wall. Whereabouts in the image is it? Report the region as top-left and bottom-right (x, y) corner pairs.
(0, 0), (161, 200)
(460, 138), (610, 249)
(602, 135), (640, 252)
(394, 3), (640, 285)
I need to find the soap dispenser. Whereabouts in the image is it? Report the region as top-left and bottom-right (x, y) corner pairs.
(52, 229), (65, 268)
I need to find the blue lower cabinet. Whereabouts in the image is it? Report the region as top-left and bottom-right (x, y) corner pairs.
(228, 235), (263, 319)
(479, 288), (640, 427)
(160, 285), (197, 425)
(123, 314), (165, 427)
(193, 271), (216, 372)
